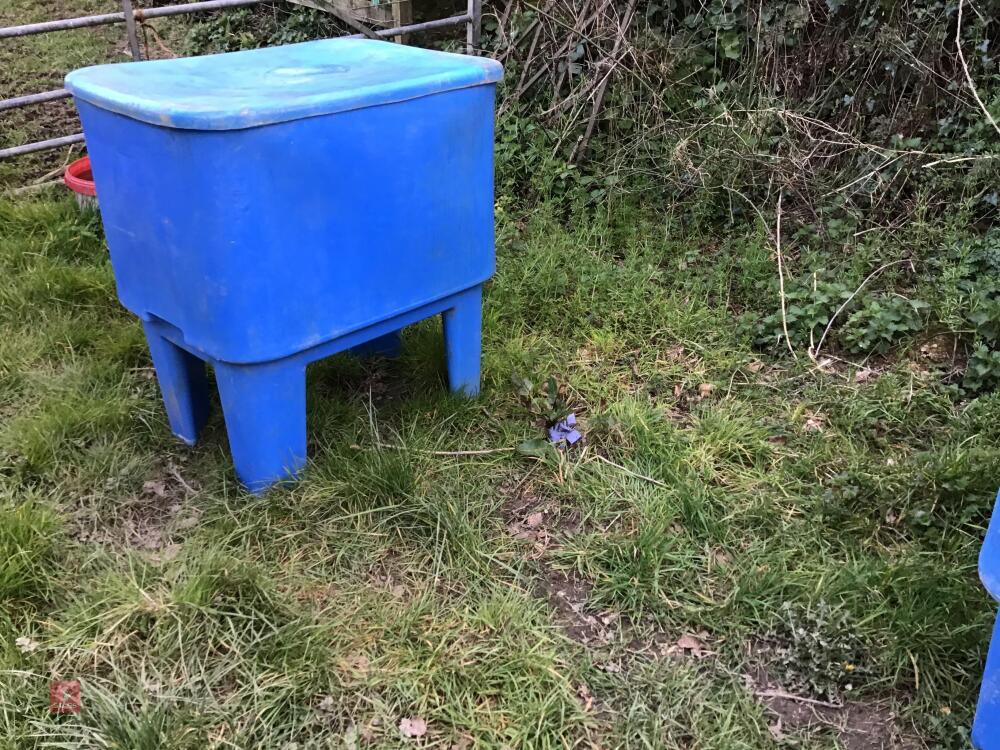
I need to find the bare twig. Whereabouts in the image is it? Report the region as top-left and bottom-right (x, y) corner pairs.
(352, 442), (515, 457)
(140, 21), (176, 58)
(810, 259), (914, 360)
(9, 179), (63, 195)
(513, 20), (545, 99)
(824, 155), (904, 196)
(167, 463), (198, 496)
(755, 689), (843, 709)
(592, 454), (667, 488)
(32, 164), (67, 184)
(923, 153), (999, 168)
(774, 192), (797, 359)
(568, 0), (637, 163)
(955, 0), (1000, 138)
(309, 0), (381, 39)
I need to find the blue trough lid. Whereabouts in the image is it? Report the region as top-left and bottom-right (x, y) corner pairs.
(65, 38), (503, 131)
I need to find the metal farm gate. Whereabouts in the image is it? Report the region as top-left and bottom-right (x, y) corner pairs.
(0, 0), (482, 159)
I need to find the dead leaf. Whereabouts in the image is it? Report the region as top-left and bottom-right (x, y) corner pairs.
(342, 724), (360, 748)
(803, 412), (824, 433)
(576, 683), (594, 712)
(148, 543), (181, 564)
(525, 511), (544, 528)
(665, 345), (686, 361)
(142, 479), (167, 498)
(697, 383), (715, 399)
(854, 367), (876, 383)
(768, 716), (785, 741)
(390, 584), (408, 599)
(141, 678), (163, 695)
(15, 636), (39, 654)
(134, 528), (163, 550)
(676, 633), (704, 652)
(747, 361), (764, 373)
(399, 717), (427, 739)
(344, 653), (371, 676)
(668, 633), (713, 659)
(710, 549), (733, 569)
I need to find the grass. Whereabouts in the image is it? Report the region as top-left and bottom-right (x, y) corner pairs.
(2, 4), (997, 747)
(0, 0), (197, 187)
(0, 190), (997, 748)
(0, 0), (123, 186)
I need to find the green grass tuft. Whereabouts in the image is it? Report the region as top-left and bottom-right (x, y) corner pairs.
(0, 192), (997, 747)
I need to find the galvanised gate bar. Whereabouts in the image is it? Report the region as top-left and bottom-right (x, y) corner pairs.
(0, 0), (483, 159)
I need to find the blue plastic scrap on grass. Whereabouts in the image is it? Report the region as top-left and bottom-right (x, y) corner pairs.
(65, 39), (503, 492)
(548, 413), (581, 446)
(974, 489), (1000, 747)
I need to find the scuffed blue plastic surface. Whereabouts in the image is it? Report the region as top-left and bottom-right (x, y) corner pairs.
(68, 39), (501, 491)
(66, 38), (503, 130)
(974, 489), (1000, 748)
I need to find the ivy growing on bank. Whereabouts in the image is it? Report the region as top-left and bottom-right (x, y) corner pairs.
(181, 0), (1000, 388)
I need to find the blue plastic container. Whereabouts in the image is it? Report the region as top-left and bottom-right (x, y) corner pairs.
(66, 39), (503, 491)
(974, 489), (1000, 747)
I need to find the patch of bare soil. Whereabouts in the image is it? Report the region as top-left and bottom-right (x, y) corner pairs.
(748, 665), (921, 750)
(906, 331), (968, 384)
(310, 355), (413, 411)
(501, 474), (616, 645)
(499, 474), (926, 748)
(362, 547), (458, 606)
(71, 459), (200, 562)
(537, 567), (618, 646)
(915, 332), (963, 366)
(367, 550), (418, 603)
(501, 477), (583, 543)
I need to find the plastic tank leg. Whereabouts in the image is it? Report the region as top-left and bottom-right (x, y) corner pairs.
(975, 613), (1000, 748)
(214, 358), (307, 493)
(348, 331), (402, 358)
(442, 286), (482, 396)
(142, 322), (209, 445)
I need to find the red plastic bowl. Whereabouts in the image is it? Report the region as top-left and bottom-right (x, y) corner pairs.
(64, 156), (97, 197)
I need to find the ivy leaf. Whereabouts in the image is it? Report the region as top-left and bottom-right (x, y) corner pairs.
(720, 31), (742, 60)
(517, 438), (553, 459)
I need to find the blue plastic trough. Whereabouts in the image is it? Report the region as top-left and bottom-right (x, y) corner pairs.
(66, 39), (503, 492)
(974, 489), (1000, 746)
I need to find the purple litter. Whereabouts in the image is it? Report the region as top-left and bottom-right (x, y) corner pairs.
(548, 413), (582, 445)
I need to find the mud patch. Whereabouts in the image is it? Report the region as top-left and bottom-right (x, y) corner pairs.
(501, 478), (583, 547)
(749, 666), (919, 750)
(536, 567), (617, 645)
(71, 460), (200, 560)
(499, 474), (615, 642)
(365, 547), (445, 605)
